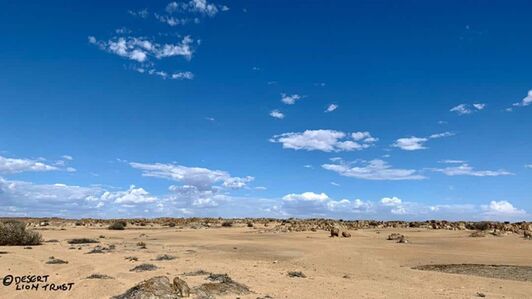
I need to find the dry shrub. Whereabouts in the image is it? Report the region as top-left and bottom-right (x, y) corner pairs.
(0, 220), (43, 246)
(108, 221), (126, 230)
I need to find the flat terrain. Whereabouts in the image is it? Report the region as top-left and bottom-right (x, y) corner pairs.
(1, 225), (532, 298)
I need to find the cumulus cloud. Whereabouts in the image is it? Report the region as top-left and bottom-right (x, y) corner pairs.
(322, 159), (425, 181)
(526, 164), (532, 169)
(431, 163), (512, 177)
(270, 110), (285, 119)
(481, 200), (526, 215)
(280, 192), (372, 217)
(511, 90), (532, 108)
(450, 103), (486, 115)
(130, 162), (253, 190)
(281, 93), (302, 105)
(270, 130), (377, 152)
(0, 155), (59, 174)
(100, 185), (157, 204)
(392, 132), (454, 151)
(325, 104), (338, 113)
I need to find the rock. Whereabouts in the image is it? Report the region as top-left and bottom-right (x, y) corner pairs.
(387, 233), (403, 240)
(341, 231), (351, 238)
(330, 227), (340, 237)
(173, 277), (190, 297)
(112, 276), (185, 299)
(130, 263), (158, 272)
(523, 230), (532, 239)
(288, 271), (306, 278)
(397, 235), (409, 243)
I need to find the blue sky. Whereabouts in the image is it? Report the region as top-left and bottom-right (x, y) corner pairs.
(0, 0), (531, 220)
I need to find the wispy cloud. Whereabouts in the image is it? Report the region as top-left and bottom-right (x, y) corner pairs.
(89, 35), (195, 62)
(130, 162), (253, 190)
(430, 162), (512, 177)
(392, 132), (454, 151)
(0, 155), (70, 174)
(450, 103), (486, 115)
(270, 130), (377, 152)
(322, 159), (425, 181)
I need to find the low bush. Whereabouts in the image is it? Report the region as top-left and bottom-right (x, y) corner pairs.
(108, 221), (126, 230)
(0, 221), (43, 246)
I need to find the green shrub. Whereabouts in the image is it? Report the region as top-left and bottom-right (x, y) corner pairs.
(0, 221), (43, 246)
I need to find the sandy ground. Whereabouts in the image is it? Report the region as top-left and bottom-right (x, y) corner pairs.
(1, 226), (532, 298)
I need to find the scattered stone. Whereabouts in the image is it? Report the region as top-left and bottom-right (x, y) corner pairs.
(183, 270), (211, 276)
(476, 292), (486, 297)
(87, 245), (113, 254)
(341, 231), (351, 238)
(24, 246), (32, 249)
(86, 273), (114, 279)
(207, 273), (233, 283)
(156, 254), (177, 261)
(125, 256), (139, 262)
(111, 276), (181, 299)
(397, 235), (409, 243)
(68, 238), (99, 244)
(330, 227), (340, 237)
(46, 256), (68, 264)
(130, 263), (158, 272)
(287, 271), (306, 278)
(45, 239), (60, 243)
(173, 276), (190, 297)
(137, 241), (147, 249)
(387, 233), (403, 240)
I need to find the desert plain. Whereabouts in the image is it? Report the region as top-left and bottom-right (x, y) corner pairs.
(1, 219), (532, 299)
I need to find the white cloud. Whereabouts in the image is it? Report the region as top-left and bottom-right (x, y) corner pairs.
(431, 163), (512, 177)
(270, 129), (377, 152)
(280, 192), (372, 216)
(322, 159), (425, 181)
(392, 137), (428, 151)
(512, 90), (532, 107)
(282, 192), (329, 202)
(270, 110), (285, 119)
(393, 132), (454, 151)
(473, 103), (486, 110)
(325, 104), (338, 113)
(450, 103), (486, 115)
(89, 35), (194, 62)
(281, 93), (302, 105)
(130, 162), (253, 190)
(128, 9), (149, 18)
(166, 0), (224, 17)
(481, 200), (526, 215)
(380, 196), (402, 206)
(101, 185), (157, 204)
(62, 155), (73, 161)
(0, 155), (58, 174)
(525, 164), (532, 169)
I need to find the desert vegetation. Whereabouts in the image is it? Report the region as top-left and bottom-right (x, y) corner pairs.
(0, 220), (43, 246)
